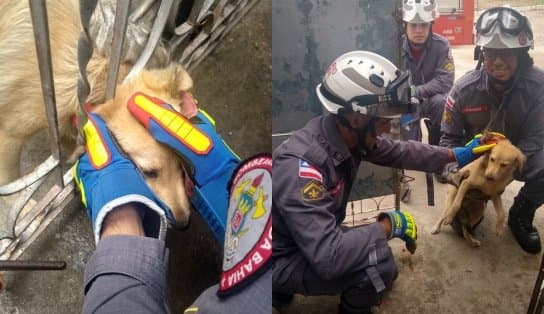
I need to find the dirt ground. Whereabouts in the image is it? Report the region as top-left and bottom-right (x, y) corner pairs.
(0, 1), (271, 313)
(275, 6), (544, 314)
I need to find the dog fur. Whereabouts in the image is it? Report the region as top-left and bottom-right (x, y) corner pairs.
(431, 140), (526, 247)
(0, 0), (192, 226)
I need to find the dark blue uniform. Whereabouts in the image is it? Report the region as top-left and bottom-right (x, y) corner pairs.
(441, 66), (544, 206)
(273, 114), (451, 311)
(401, 33), (454, 144)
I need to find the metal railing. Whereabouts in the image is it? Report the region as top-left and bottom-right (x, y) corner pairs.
(0, 0), (259, 272)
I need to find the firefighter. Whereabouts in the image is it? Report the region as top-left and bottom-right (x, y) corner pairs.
(400, 0), (454, 148)
(440, 6), (544, 254)
(272, 50), (496, 314)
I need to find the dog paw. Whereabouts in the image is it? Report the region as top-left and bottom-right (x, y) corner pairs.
(442, 217), (453, 225)
(496, 225), (505, 237)
(430, 224), (441, 234)
(470, 239), (481, 248)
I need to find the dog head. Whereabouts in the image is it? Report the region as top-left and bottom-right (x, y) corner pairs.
(93, 64), (195, 229)
(483, 139), (526, 182)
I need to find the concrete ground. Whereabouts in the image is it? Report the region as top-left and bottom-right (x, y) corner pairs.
(0, 1), (271, 313)
(275, 7), (544, 314)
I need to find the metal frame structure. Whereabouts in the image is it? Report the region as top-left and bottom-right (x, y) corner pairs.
(0, 0), (258, 272)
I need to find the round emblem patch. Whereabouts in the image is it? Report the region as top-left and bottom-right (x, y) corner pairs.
(219, 154), (272, 296)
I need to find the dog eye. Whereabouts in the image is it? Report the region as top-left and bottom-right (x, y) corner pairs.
(490, 157), (495, 162)
(142, 169), (159, 179)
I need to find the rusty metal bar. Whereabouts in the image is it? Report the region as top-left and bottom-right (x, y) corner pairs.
(0, 178), (43, 245)
(28, 0), (63, 187)
(1, 170), (75, 261)
(187, 0), (259, 70)
(0, 156), (57, 196)
(124, 0), (174, 82)
(130, 0), (157, 23)
(105, 0), (131, 100)
(0, 260), (66, 271)
(528, 252), (544, 314)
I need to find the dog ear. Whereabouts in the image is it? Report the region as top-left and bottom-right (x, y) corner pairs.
(140, 64), (193, 97)
(480, 152), (490, 169)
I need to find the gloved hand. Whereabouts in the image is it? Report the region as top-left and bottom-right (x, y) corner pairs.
(73, 112), (173, 243)
(453, 132), (506, 167)
(378, 211), (417, 254)
(410, 85), (418, 98)
(400, 113), (416, 129)
(127, 92), (240, 243)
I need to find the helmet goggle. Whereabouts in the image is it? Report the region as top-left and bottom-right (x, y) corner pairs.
(319, 70), (414, 117)
(476, 7), (532, 37)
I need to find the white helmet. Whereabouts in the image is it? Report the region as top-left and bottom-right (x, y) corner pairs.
(316, 51), (414, 118)
(402, 0), (439, 24)
(475, 7), (533, 49)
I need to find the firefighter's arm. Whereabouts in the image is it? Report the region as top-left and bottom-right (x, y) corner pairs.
(127, 92), (240, 244)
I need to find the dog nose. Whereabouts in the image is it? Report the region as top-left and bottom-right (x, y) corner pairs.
(486, 175), (495, 181)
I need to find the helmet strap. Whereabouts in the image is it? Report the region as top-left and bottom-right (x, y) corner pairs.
(336, 108), (378, 153)
(356, 117), (379, 153)
(474, 46), (484, 70)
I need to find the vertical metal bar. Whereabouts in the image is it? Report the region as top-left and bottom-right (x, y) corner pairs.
(28, 0), (63, 187)
(105, 0), (131, 100)
(528, 253), (544, 314)
(124, 0), (175, 82)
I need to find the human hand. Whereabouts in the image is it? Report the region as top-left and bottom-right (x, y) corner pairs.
(73, 112), (173, 243)
(453, 132), (506, 167)
(127, 92), (240, 243)
(378, 210), (417, 254)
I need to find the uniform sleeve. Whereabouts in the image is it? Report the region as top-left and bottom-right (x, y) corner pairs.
(440, 83), (466, 148)
(83, 236), (169, 314)
(517, 91), (544, 154)
(416, 43), (455, 99)
(272, 154), (391, 280)
(365, 137), (451, 173)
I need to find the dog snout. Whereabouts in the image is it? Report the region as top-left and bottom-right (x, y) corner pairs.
(172, 212), (191, 230)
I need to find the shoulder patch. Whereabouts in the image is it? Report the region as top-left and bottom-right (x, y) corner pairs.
(302, 181), (325, 201)
(298, 159), (323, 182)
(444, 62), (455, 73)
(443, 110), (453, 124)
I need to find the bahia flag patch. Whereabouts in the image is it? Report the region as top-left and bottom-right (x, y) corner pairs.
(445, 95), (455, 110)
(299, 159), (323, 182)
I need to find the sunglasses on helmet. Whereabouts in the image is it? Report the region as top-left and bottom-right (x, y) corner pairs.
(475, 7), (532, 37)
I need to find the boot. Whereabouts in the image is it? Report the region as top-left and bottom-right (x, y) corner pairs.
(425, 122), (442, 146)
(338, 303), (372, 314)
(508, 195), (542, 254)
(272, 292), (293, 310)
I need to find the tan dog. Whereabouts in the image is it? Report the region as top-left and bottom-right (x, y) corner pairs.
(0, 0), (192, 227)
(431, 140), (526, 247)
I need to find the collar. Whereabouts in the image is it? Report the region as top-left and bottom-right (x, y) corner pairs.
(322, 114), (353, 166)
(477, 69), (525, 93)
(402, 34), (432, 59)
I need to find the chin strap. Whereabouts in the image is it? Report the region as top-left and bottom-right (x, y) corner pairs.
(336, 110), (378, 154)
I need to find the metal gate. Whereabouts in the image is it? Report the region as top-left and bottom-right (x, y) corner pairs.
(0, 0), (258, 283)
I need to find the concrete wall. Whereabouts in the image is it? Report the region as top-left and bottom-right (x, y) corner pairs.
(272, 0), (402, 199)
